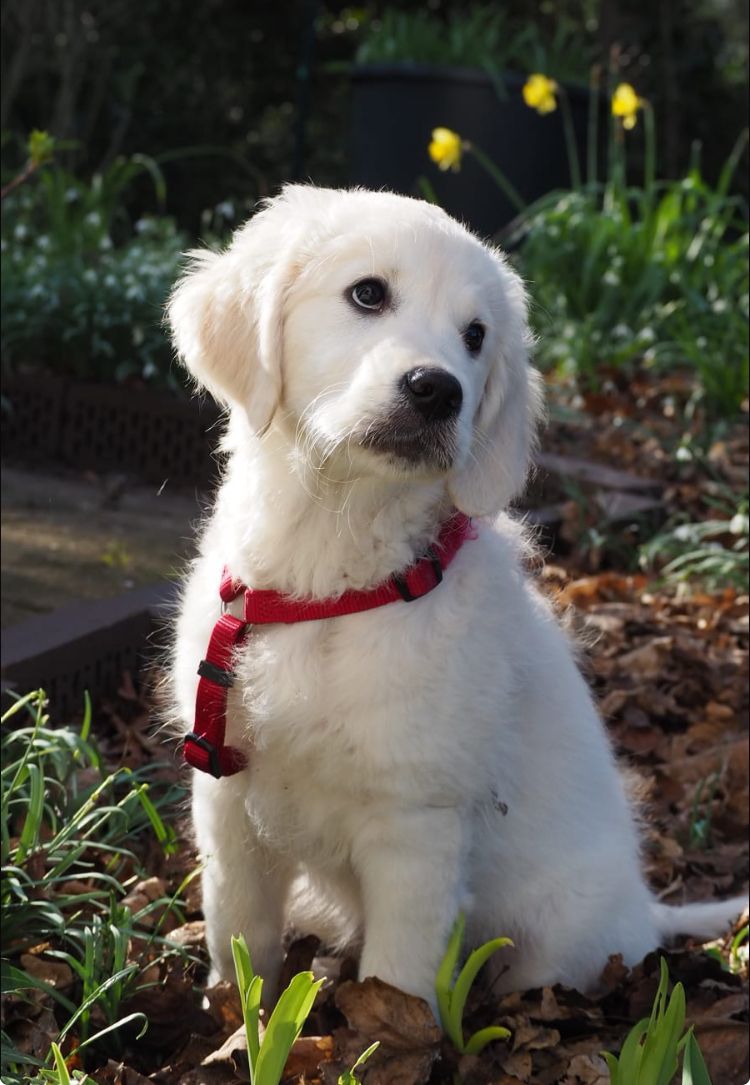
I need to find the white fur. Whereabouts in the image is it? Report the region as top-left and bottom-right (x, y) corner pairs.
(168, 186), (746, 1008)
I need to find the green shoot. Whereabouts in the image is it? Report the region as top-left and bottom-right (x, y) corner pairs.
(231, 933), (323, 1085)
(435, 911), (513, 1055)
(602, 957), (713, 1085)
(337, 1041), (380, 1084)
(729, 923), (748, 974)
(231, 935), (378, 1085)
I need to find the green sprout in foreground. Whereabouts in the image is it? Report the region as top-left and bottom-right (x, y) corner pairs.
(435, 911), (513, 1055)
(231, 934), (378, 1085)
(602, 957), (713, 1085)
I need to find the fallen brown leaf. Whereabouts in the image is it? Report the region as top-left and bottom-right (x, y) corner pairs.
(335, 977), (441, 1050)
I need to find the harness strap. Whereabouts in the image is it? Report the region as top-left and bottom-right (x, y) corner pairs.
(184, 511), (474, 777)
(183, 613), (251, 777)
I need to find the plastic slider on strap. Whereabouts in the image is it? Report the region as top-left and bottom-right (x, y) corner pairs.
(197, 658), (234, 688)
(183, 732), (222, 779)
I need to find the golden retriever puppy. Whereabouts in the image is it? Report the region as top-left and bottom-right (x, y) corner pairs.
(168, 186), (745, 1009)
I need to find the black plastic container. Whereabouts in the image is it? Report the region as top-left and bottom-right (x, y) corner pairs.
(350, 63), (591, 238)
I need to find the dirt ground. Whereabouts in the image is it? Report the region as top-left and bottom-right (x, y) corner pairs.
(1, 465), (204, 627)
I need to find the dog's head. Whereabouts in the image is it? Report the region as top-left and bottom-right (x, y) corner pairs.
(168, 185), (544, 516)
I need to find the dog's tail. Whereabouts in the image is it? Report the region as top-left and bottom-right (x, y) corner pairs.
(651, 894), (747, 940)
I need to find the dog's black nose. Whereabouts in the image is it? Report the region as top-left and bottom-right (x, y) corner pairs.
(401, 367), (463, 421)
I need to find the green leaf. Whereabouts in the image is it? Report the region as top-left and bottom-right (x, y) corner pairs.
(681, 1028), (713, 1085)
(602, 1050), (620, 1085)
(464, 1025), (512, 1055)
(254, 972), (324, 1085)
(337, 1041), (380, 1084)
(17, 761), (44, 863)
(449, 935), (513, 1045)
(50, 1041), (71, 1085)
(435, 911), (465, 1047)
(231, 934), (262, 1074)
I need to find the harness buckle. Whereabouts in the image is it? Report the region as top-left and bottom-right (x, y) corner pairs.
(426, 546), (443, 588)
(183, 732), (223, 778)
(393, 546), (443, 602)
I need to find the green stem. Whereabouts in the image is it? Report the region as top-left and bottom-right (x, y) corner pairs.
(467, 142), (526, 214)
(607, 119), (627, 208)
(586, 64), (601, 188)
(558, 86), (582, 190)
(642, 100), (656, 197)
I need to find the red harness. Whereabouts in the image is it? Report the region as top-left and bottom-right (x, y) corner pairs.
(183, 511), (475, 777)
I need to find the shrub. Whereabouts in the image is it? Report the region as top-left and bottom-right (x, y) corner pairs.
(1, 156), (187, 387)
(513, 162), (749, 418)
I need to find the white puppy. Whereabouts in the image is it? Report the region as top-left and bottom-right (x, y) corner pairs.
(168, 185), (745, 1008)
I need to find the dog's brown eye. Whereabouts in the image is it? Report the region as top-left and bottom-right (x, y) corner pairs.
(463, 322), (485, 354)
(351, 278), (387, 311)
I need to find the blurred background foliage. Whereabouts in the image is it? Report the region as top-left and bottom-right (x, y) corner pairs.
(1, 0), (748, 402)
(2, 0), (747, 229)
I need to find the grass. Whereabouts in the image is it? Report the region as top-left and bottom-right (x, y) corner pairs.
(1, 689), (190, 1082)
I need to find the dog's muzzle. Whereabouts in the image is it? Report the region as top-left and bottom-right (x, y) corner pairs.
(361, 367), (462, 468)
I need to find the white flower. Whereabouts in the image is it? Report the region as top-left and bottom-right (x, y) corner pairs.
(85, 211), (101, 227)
(675, 446), (693, 462)
(673, 524), (695, 541)
(14, 224), (28, 240)
(730, 513), (749, 536)
(37, 235), (50, 250)
(603, 270), (621, 286)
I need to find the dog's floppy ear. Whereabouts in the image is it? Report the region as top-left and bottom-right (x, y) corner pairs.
(167, 199), (300, 433)
(448, 261), (545, 517)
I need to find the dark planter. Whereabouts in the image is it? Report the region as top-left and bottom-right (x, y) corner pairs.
(2, 373), (221, 488)
(350, 63), (591, 238)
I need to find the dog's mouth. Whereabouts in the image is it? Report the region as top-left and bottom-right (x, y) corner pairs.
(359, 408), (457, 471)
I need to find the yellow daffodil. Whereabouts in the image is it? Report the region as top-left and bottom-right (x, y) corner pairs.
(612, 82), (644, 129)
(428, 127), (463, 172)
(522, 73), (558, 115)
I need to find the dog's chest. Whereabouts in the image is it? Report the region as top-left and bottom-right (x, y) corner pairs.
(228, 590), (508, 852)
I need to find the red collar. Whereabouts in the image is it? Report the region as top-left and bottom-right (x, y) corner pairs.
(184, 511), (475, 777)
